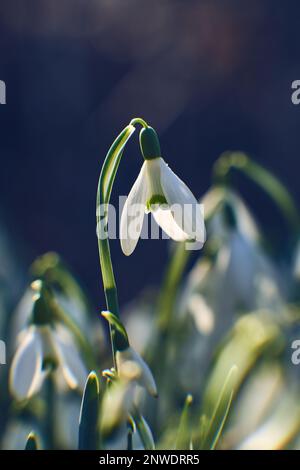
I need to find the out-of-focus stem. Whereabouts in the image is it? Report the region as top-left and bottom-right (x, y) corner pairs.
(213, 152), (300, 231)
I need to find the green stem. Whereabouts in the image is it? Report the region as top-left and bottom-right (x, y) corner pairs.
(129, 117), (148, 129)
(213, 152), (300, 231)
(156, 243), (190, 333)
(96, 123), (139, 366)
(45, 374), (55, 449)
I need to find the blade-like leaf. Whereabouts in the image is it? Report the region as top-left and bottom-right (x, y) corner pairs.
(96, 125), (135, 354)
(78, 371), (100, 450)
(175, 394), (193, 450)
(101, 311), (129, 349)
(201, 365), (237, 450)
(131, 407), (155, 450)
(25, 432), (39, 450)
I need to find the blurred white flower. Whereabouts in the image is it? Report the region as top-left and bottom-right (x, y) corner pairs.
(222, 363), (284, 449)
(11, 284), (96, 343)
(120, 156), (205, 255)
(206, 190), (283, 314)
(55, 393), (82, 449)
(237, 389), (300, 450)
(116, 346), (157, 397)
(172, 190), (284, 395)
(123, 297), (155, 355)
(9, 323), (87, 401)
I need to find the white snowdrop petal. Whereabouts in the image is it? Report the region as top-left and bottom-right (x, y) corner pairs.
(120, 162), (148, 256)
(52, 326), (88, 391)
(116, 347), (157, 397)
(152, 207), (189, 241)
(160, 159), (205, 243)
(9, 327), (44, 400)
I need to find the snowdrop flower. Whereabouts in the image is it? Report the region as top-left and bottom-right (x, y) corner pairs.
(174, 191), (283, 393)
(9, 294), (87, 401)
(215, 197), (282, 313)
(202, 190), (283, 314)
(120, 126), (205, 255)
(116, 346), (157, 397)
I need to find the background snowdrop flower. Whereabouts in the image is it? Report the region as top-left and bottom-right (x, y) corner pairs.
(9, 294), (87, 401)
(212, 196), (283, 313)
(120, 126), (205, 255)
(171, 191), (283, 395)
(10, 256), (104, 355)
(199, 190), (283, 316)
(9, 324), (45, 401)
(116, 346), (158, 397)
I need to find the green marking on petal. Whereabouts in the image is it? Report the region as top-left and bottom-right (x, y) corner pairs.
(146, 194), (168, 211)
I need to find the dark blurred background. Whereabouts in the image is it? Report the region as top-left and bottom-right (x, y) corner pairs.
(0, 0), (300, 308)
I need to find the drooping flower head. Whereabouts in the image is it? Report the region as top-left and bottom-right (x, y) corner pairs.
(9, 284), (87, 401)
(120, 126), (206, 255)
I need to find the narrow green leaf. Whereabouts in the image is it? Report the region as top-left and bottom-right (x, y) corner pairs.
(175, 394), (193, 450)
(201, 365), (237, 450)
(100, 125), (135, 206)
(199, 414), (209, 448)
(126, 416), (135, 450)
(101, 311), (129, 348)
(96, 124), (135, 291)
(25, 432), (39, 450)
(78, 371), (100, 450)
(131, 407), (155, 450)
(127, 430), (133, 450)
(96, 125), (135, 359)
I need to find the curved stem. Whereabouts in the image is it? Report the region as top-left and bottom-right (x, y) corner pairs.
(96, 124), (136, 365)
(213, 152), (300, 231)
(129, 117), (148, 129)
